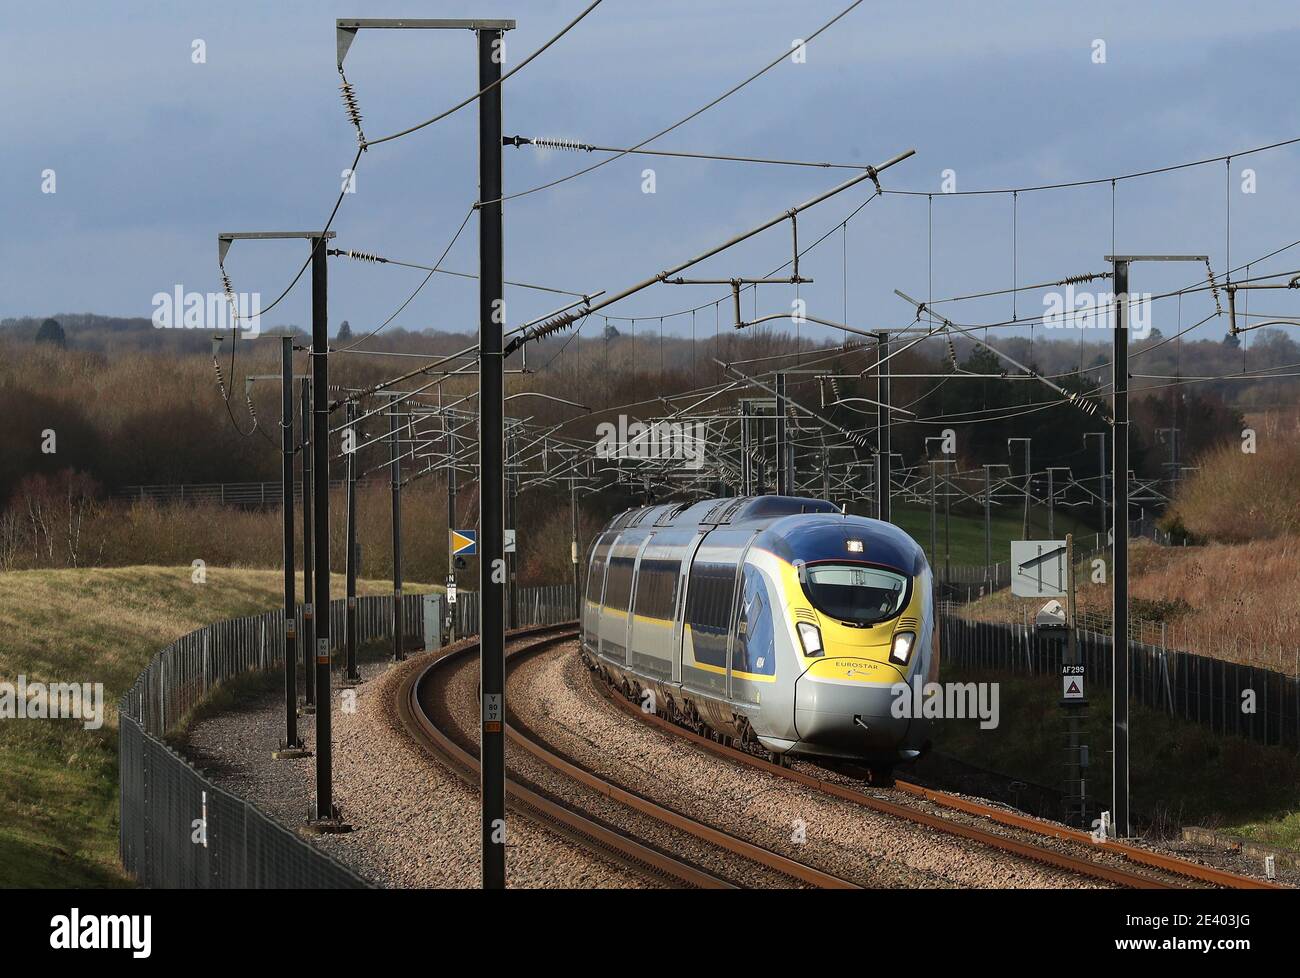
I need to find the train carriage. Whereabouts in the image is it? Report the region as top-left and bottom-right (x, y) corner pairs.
(581, 495), (937, 778)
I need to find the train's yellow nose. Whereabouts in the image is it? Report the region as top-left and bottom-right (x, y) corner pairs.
(803, 656), (906, 686)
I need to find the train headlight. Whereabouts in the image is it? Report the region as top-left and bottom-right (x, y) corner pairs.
(889, 630), (915, 666)
(796, 621), (824, 657)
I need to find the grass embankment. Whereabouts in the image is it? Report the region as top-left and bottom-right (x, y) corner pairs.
(1169, 414), (1300, 542)
(949, 530), (1300, 843)
(934, 666), (1300, 848)
(0, 565), (427, 888)
(962, 537), (1300, 669)
(891, 501), (1097, 568)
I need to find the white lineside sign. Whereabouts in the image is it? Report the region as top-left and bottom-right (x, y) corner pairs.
(1010, 540), (1068, 598)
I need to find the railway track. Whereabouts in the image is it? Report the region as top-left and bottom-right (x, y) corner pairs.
(572, 641), (1284, 890)
(403, 623), (1282, 890)
(398, 623), (859, 889)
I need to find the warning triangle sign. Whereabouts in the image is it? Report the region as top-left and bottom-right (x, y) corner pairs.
(1066, 680), (1081, 695)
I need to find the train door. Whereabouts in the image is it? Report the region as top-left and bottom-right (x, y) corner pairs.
(630, 531), (687, 684)
(599, 534), (642, 668)
(623, 535), (654, 666)
(671, 531), (707, 686)
(584, 532), (615, 654)
(681, 529), (750, 701)
(726, 536), (771, 703)
(731, 567), (778, 704)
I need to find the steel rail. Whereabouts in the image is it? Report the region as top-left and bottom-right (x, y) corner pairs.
(588, 660), (1211, 890)
(502, 638), (860, 889)
(889, 781), (1282, 890)
(398, 623), (731, 889)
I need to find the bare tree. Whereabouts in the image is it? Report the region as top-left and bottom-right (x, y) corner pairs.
(22, 478), (54, 564)
(64, 472), (99, 567)
(15, 470), (100, 567)
(0, 508), (24, 571)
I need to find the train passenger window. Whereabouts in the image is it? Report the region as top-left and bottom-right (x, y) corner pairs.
(634, 557), (679, 620)
(801, 564), (910, 626)
(685, 560), (735, 633)
(585, 539), (612, 605)
(605, 555), (635, 612)
(684, 558), (734, 671)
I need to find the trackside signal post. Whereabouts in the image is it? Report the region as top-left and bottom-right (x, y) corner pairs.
(300, 376), (315, 711)
(226, 352), (312, 755)
(1061, 534), (1087, 826)
(1016, 536), (1084, 824)
(445, 406), (458, 642)
(219, 336), (311, 757)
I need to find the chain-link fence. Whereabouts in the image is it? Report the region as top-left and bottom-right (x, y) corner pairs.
(939, 601), (1300, 749)
(120, 583), (575, 888)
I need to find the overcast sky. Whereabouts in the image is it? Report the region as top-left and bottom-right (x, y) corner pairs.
(5, 0), (1300, 348)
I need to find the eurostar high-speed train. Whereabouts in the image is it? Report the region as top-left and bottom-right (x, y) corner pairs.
(581, 495), (937, 778)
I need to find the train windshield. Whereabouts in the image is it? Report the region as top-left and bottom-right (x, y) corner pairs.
(801, 564), (909, 626)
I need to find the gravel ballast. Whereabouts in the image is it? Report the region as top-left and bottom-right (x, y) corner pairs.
(182, 641), (650, 889)
(507, 640), (1110, 888)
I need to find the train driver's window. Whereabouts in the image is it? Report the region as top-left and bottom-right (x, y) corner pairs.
(801, 564), (910, 626)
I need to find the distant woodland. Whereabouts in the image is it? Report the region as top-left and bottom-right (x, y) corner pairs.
(1, 313), (1295, 578)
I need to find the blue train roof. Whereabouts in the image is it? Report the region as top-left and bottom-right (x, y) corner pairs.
(604, 495), (839, 533)
(598, 496), (927, 575)
(763, 512), (928, 576)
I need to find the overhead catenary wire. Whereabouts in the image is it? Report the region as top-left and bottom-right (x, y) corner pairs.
(554, 142), (1300, 333)
(488, 0), (870, 206)
(214, 1), (605, 386)
(505, 135), (876, 171)
(361, 0), (606, 148)
(510, 152), (912, 352)
(330, 205), (476, 355)
(213, 5), (1300, 488)
(880, 134), (1300, 197)
(329, 247), (593, 298)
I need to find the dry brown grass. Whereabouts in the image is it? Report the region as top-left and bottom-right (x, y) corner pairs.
(964, 538), (1300, 672)
(4, 482), (453, 581)
(3, 474), (601, 589)
(1168, 408), (1300, 542)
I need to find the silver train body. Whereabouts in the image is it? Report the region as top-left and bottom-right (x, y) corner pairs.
(581, 495), (936, 765)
